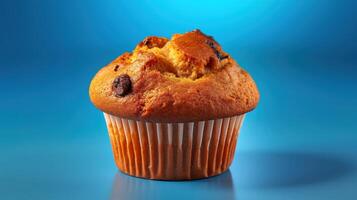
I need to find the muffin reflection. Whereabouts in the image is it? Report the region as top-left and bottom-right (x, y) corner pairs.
(110, 170), (235, 200)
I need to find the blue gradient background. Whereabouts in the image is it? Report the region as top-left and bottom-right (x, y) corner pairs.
(1, 1), (357, 199)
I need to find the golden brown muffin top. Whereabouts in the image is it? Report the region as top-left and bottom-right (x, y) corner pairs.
(89, 30), (259, 122)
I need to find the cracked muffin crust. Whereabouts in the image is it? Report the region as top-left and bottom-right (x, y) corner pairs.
(89, 30), (259, 122)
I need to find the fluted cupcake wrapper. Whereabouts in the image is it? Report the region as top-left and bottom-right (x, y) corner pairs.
(104, 113), (245, 180)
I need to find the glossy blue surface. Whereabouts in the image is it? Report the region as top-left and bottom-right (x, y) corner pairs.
(1, 1), (357, 199)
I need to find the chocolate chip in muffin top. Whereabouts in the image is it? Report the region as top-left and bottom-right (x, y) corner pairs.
(114, 65), (120, 72)
(206, 40), (229, 60)
(112, 74), (132, 97)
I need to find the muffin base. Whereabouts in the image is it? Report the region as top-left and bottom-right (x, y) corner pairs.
(104, 113), (245, 180)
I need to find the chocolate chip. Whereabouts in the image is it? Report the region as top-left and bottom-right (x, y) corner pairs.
(220, 55), (229, 60)
(142, 37), (157, 48)
(142, 38), (152, 47)
(206, 40), (228, 60)
(114, 65), (120, 72)
(112, 74), (132, 97)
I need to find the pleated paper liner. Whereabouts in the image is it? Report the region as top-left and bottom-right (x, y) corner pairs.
(104, 113), (245, 180)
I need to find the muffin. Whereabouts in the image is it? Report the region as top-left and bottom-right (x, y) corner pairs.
(89, 29), (259, 180)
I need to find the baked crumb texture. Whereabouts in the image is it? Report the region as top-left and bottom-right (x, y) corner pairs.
(90, 30), (259, 122)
